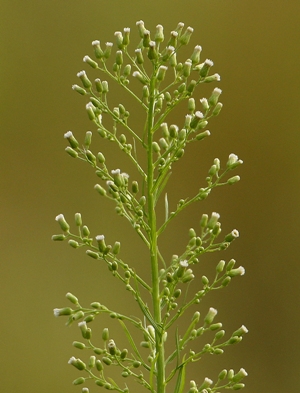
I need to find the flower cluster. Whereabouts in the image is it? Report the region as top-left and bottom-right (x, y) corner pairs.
(53, 20), (247, 393)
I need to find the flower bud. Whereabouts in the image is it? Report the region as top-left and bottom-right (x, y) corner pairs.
(92, 40), (103, 58)
(112, 241), (121, 255)
(153, 24), (164, 43)
(136, 20), (146, 38)
(65, 146), (78, 158)
(187, 80), (196, 94)
(190, 111), (204, 129)
(133, 71), (148, 85)
(72, 84), (87, 95)
(183, 61), (192, 78)
(83, 55), (98, 69)
(68, 357), (86, 371)
(166, 30), (178, 48)
(152, 141), (161, 153)
(229, 336), (242, 344)
(86, 102), (96, 120)
(207, 212), (220, 230)
(159, 137), (168, 150)
(190, 45), (202, 64)
(225, 229), (239, 242)
(94, 184), (106, 196)
(208, 87), (222, 107)
(232, 368), (248, 384)
(55, 214), (70, 232)
(210, 322), (222, 331)
(195, 130), (210, 140)
(216, 259), (225, 273)
(64, 131), (79, 149)
(232, 383), (245, 390)
(114, 31), (123, 49)
(179, 26), (194, 45)
(131, 180), (139, 194)
(73, 341), (86, 349)
(77, 70), (92, 88)
(169, 124), (178, 139)
(96, 359), (103, 371)
(148, 41), (158, 60)
(122, 27), (130, 46)
(169, 49), (177, 67)
(181, 269), (194, 283)
(52, 234), (66, 241)
(231, 325), (248, 338)
(108, 339), (117, 355)
(86, 250), (99, 259)
(227, 153), (244, 169)
(102, 357), (112, 366)
(228, 266), (245, 277)
(95, 78), (103, 93)
(84, 131), (93, 148)
(176, 260), (188, 278)
(88, 355), (96, 369)
(218, 369), (227, 380)
(199, 59), (214, 77)
(115, 50), (123, 66)
(73, 377), (85, 385)
(102, 327), (109, 341)
(200, 213), (208, 228)
(85, 150), (96, 165)
(208, 164), (218, 177)
(204, 73), (221, 83)
(103, 42), (113, 59)
(227, 175), (241, 185)
(135, 48), (144, 64)
(66, 292), (79, 305)
(156, 65), (168, 82)
(212, 102), (223, 116)
(212, 221), (221, 236)
(123, 64), (131, 77)
(198, 377), (213, 391)
(215, 329), (225, 340)
(96, 235), (106, 253)
(53, 307), (73, 317)
(204, 307), (218, 325)
(120, 348), (128, 359)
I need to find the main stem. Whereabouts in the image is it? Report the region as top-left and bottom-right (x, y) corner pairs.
(147, 74), (165, 393)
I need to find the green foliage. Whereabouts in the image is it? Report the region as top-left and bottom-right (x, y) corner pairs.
(53, 20), (247, 393)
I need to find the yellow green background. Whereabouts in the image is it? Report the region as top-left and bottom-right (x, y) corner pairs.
(1, 0), (299, 392)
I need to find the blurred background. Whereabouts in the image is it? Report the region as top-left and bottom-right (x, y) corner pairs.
(1, 0), (299, 391)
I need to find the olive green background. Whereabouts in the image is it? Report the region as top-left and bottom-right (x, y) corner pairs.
(1, 0), (299, 392)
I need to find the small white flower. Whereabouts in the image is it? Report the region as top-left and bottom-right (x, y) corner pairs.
(179, 260), (188, 268)
(213, 87), (222, 94)
(55, 213), (65, 221)
(68, 356), (76, 365)
(77, 70), (86, 78)
(232, 229), (240, 238)
(64, 131), (73, 139)
(205, 59), (214, 67)
(111, 169), (121, 175)
(195, 111), (204, 119)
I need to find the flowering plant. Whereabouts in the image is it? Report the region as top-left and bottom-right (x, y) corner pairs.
(53, 20), (247, 393)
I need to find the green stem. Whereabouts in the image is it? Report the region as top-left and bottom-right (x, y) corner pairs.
(147, 72), (165, 393)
